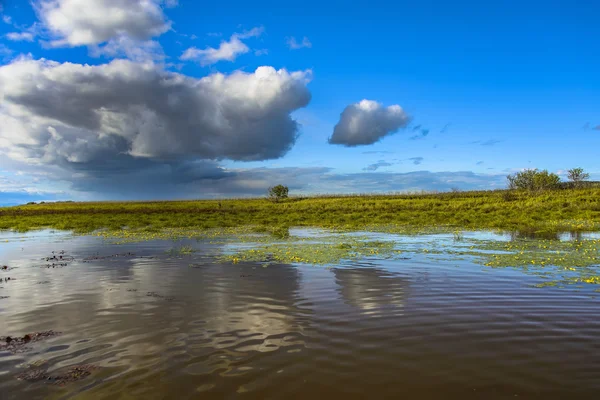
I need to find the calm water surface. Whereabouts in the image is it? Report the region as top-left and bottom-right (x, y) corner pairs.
(1, 230), (600, 399)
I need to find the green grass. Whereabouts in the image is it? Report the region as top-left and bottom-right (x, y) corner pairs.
(1, 188), (600, 234)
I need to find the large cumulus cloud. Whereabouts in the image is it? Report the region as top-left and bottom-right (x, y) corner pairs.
(0, 57), (312, 198)
(329, 100), (410, 146)
(0, 58), (312, 165)
(36, 0), (172, 47)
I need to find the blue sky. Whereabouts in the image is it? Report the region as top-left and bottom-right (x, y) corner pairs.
(0, 0), (598, 205)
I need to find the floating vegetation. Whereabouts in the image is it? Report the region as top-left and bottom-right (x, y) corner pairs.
(39, 251), (75, 269)
(166, 245), (195, 256)
(463, 238), (600, 269)
(16, 364), (97, 386)
(0, 331), (62, 354)
(146, 292), (174, 301)
(82, 252), (136, 262)
(220, 237), (399, 266)
(96, 226), (265, 244)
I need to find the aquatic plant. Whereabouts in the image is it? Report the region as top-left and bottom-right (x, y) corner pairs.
(166, 245), (195, 256)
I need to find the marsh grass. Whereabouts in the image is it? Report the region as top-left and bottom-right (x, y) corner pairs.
(220, 237), (397, 266)
(2, 188), (600, 234)
(165, 245), (195, 256)
(216, 231), (600, 289)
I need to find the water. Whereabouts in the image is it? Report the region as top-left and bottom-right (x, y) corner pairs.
(2, 230), (600, 399)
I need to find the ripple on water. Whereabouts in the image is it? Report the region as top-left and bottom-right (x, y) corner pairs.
(1, 231), (600, 399)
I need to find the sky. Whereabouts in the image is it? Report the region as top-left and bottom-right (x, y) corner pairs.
(0, 0), (598, 205)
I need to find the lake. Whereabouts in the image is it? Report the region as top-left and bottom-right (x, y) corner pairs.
(1, 229), (600, 399)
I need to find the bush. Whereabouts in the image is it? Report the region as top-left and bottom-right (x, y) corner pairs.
(567, 168), (590, 188)
(268, 185), (289, 202)
(507, 169), (561, 192)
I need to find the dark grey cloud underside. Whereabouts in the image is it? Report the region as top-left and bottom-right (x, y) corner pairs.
(363, 160), (393, 171)
(66, 167), (507, 200)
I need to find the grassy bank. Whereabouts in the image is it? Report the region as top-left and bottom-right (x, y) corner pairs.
(1, 188), (600, 234)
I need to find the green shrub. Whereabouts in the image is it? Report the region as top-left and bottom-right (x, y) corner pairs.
(507, 169), (561, 191)
(268, 185), (289, 202)
(567, 168), (590, 188)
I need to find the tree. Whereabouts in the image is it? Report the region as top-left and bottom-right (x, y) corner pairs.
(268, 185), (289, 202)
(506, 169), (561, 191)
(567, 167), (590, 188)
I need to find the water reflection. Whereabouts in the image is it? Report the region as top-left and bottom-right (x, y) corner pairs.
(509, 230), (562, 241)
(507, 230), (600, 241)
(2, 231), (600, 399)
(333, 265), (408, 315)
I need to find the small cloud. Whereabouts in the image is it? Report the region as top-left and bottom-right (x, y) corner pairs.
(286, 36), (312, 50)
(481, 139), (502, 146)
(409, 157), (424, 165)
(190, 34), (198, 40)
(362, 151), (394, 155)
(254, 48), (268, 56)
(2, 15), (12, 24)
(0, 44), (13, 61)
(329, 100), (411, 146)
(5, 22), (39, 42)
(91, 37), (165, 62)
(412, 125), (422, 131)
(37, 0), (170, 47)
(472, 139), (502, 146)
(207, 32), (222, 37)
(440, 123), (451, 133)
(363, 160), (393, 171)
(182, 27), (264, 65)
(182, 36), (248, 65)
(6, 31), (36, 42)
(236, 26), (265, 39)
(476, 161), (484, 166)
(164, 0), (179, 7)
(409, 128), (430, 140)
(581, 122), (600, 131)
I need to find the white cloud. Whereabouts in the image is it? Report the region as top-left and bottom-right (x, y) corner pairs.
(236, 26), (265, 39)
(36, 0), (171, 47)
(2, 15), (12, 24)
(329, 100), (411, 146)
(0, 58), (312, 184)
(181, 27), (265, 66)
(4, 22), (40, 42)
(286, 36), (312, 50)
(6, 31), (36, 42)
(90, 37), (165, 62)
(181, 36), (248, 65)
(255, 49), (269, 56)
(0, 44), (13, 61)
